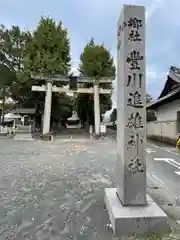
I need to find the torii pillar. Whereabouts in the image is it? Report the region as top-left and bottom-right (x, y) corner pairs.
(43, 81), (52, 134)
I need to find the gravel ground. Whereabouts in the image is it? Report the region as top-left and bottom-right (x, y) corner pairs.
(0, 138), (117, 240)
(0, 138), (179, 240)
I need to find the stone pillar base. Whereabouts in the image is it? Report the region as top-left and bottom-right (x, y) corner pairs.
(94, 134), (101, 140)
(104, 188), (169, 237)
(41, 133), (54, 141)
(93, 133), (107, 140)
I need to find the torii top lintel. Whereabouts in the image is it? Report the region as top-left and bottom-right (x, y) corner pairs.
(30, 74), (113, 83)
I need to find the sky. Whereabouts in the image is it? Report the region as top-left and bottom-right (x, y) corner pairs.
(1, 0), (180, 109)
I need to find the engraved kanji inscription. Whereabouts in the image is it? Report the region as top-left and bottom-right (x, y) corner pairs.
(117, 21), (127, 36)
(126, 112), (144, 129)
(127, 17), (142, 42)
(126, 73), (143, 88)
(128, 17), (142, 30)
(128, 30), (141, 42)
(127, 134), (136, 150)
(128, 157), (144, 174)
(126, 133), (144, 174)
(127, 91), (143, 108)
(127, 133), (143, 154)
(126, 50), (143, 70)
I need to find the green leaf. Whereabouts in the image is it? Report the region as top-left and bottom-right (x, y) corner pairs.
(0, 64), (16, 88)
(0, 19), (73, 126)
(24, 17), (71, 76)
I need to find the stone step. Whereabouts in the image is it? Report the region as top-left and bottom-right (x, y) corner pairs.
(16, 130), (31, 133)
(14, 133), (33, 141)
(16, 125), (32, 134)
(18, 126), (31, 131)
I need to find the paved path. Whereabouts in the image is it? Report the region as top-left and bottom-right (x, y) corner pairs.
(109, 129), (180, 207)
(0, 137), (180, 239)
(146, 142), (180, 206)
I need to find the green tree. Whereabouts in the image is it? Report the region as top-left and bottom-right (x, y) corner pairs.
(23, 17), (73, 124)
(0, 64), (17, 125)
(0, 64), (16, 88)
(146, 93), (153, 104)
(0, 25), (31, 101)
(24, 17), (71, 75)
(146, 94), (157, 121)
(77, 38), (116, 126)
(51, 93), (73, 122)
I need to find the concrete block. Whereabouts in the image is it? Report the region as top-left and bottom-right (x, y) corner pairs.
(104, 188), (169, 237)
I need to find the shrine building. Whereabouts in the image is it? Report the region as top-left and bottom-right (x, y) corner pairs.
(147, 66), (180, 143)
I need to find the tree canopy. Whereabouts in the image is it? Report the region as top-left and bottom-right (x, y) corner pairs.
(0, 18), (74, 125)
(76, 38), (116, 126)
(146, 93), (153, 104)
(0, 25), (28, 72)
(0, 64), (16, 88)
(146, 94), (157, 121)
(0, 25), (29, 100)
(0, 64), (17, 124)
(79, 39), (116, 79)
(22, 17), (73, 122)
(24, 17), (71, 75)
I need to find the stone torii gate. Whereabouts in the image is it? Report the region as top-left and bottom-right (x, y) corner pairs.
(31, 75), (112, 135)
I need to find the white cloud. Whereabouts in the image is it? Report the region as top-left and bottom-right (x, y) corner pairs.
(146, 0), (164, 21)
(147, 68), (167, 85)
(70, 59), (80, 76)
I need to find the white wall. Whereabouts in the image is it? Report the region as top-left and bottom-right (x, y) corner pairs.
(156, 99), (180, 121)
(147, 121), (178, 141)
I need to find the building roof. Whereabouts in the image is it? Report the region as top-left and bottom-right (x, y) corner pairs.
(11, 108), (36, 115)
(147, 66), (180, 109)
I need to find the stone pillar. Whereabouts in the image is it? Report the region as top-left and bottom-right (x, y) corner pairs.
(93, 84), (100, 136)
(104, 5), (168, 237)
(116, 4), (147, 206)
(43, 81), (52, 134)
